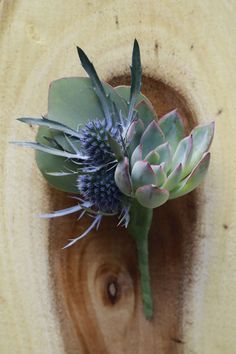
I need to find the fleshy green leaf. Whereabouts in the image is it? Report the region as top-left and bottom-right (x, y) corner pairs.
(144, 150), (160, 165)
(131, 144), (143, 168)
(135, 185), (169, 208)
(169, 152), (211, 199)
(140, 120), (165, 157)
(126, 118), (144, 154)
(151, 164), (166, 187)
(135, 99), (157, 128)
(187, 122), (215, 173)
(114, 157), (132, 196)
(172, 135), (193, 174)
(131, 161), (157, 190)
(163, 163), (183, 191)
(159, 110), (184, 152)
(155, 142), (172, 173)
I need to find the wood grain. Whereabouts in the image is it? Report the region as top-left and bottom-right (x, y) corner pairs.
(1, 1), (236, 353)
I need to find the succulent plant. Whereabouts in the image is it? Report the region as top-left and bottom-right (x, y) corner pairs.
(13, 40), (214, 319)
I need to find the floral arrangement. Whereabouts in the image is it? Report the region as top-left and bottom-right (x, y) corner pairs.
(14, 40), (214, 319)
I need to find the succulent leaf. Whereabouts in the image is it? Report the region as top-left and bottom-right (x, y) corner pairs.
(159, 110), (185, 152)
(169, 152), (211, 199)
(135, 99), (157, 128)
(187, 122), (215, 173)
(135, 185), (169, 208)
(114, 157), (133, 196)
(151, 164), (166, 187)
(126, 118), (144, 154)
(163, 163), (183, 191)
(144, 150), (160, 165)
(140, 120), (165, 157)
(172, 135), (193, 174)
(155, 142), (172, 173)
(131, 161), (157, 190)
(131, 144), (143, 168)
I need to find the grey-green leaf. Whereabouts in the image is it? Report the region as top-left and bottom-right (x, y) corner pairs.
(131, 160), (157, 190)
(135, 185), (169, 208)
(140, 120), (165, 157)
(159, 110), (185, 152)
(169, 152), (211, 199)
(114, 157), (132, 196)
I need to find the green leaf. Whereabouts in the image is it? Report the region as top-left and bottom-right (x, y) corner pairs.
(114, 157), (132, 196)
(151, 164), (166, 187)
(140, 120), (165, 157)
(163, 163), (183, 191)
(131, 161), (157, 190)
(171, 135), (193, 174)
(155, 142), (172, 173)
(159, 110), (185, 152)
(131, 144), (143, 168)
(128, 39), (142, 122)
(144, 150), (160, 165)
(169, 152), (211, 199)
(17, 117), (81, 138)
(126, 118), (144, 154)
(135, 99), (157, 128)
(36, 77), (128, 192)
(135, 185), (169, 208)
(107, 132), (124, 161)
(77, 46), (112, 125)
(187, 122), (215, 173)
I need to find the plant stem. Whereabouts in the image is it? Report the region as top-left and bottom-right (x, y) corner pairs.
(128, 200), (153, 320)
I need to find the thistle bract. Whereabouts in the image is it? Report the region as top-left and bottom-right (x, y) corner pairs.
(13, 40), (214, 319)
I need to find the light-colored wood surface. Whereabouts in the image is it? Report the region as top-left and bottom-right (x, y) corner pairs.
(1, 1), (236, 353)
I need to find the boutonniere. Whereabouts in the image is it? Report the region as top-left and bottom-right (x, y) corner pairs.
(13, 40), (214, 319)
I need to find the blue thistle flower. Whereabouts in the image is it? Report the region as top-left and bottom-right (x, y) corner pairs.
(79, 118), (121, 165)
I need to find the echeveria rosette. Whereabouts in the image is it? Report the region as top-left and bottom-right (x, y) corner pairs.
(13, 40), (214, 320)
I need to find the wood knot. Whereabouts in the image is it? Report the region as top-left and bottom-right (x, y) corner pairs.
(106, 275), (121, 305)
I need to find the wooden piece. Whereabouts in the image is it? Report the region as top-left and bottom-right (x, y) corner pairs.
(1, 1), (236, 353)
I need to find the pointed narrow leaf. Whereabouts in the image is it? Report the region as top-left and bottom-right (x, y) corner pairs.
(155, 142), (172, 173)
(131, 161), (157, 190)
(169, 152), (211, 199)
(163, 163), (183, 191)
(141, 120), (165, 157)
(135, 185), (169, 208)
(187, 122), (215, 172)
(131, 144), (143, 168)
(17, 117), (81, 138)
(159, 110), (185, 151)
(11, 141), (81, 158)
(77, 46), (112, 125)
(128, 39), (142, 123)
(114, 157), (132, 196)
